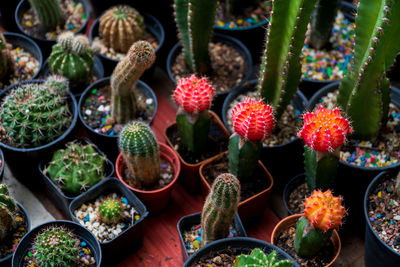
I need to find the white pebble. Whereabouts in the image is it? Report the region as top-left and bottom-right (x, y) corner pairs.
(97, 105), (105, 112)
(145, 98), (153, 105)
(85, 109), (92, 116)
(394, 215), (400, 220)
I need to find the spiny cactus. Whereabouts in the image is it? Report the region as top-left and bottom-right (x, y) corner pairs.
(28, 0), (64, 31)
(118, 121), (160, 187)
(174, 0), (218, 74)
(337, 0), (400, 140)
(44, 142), (106, 195)
(98, 197), (124, 224)
(99, 5), (145, 53)
(0, 184), (17, 240)
(297, 106), (352, 191)
(234, 249), (293, 267)
(294, 190), (346, 257)
(0, 75), (71, 148)
(201, 173), (240, 246)
(173, 75), (215, 153)
(0, 34), (14, 81)
(228, 98), (274, 180)
(111, 41), (155, 125)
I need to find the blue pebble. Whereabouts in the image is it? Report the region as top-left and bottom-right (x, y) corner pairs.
(187, 242), (190, 248)
(80, 252), (84, 256)
(246, 18), (253, 24)
(295, 110), (301, 115)
(231, 229), (236, 234)
(122, 197), (128, 204)
(196, 236), (201, 242)
(109, 130), (114, 136)
(68, 24), (74, 30)
(83, 215), (89, 222)
(361, 162), (365, 167)
(390, 221), (394, 225)
(392, 112), (397, 118)
(80, 241), (87, 247)
(369, 217), (374, 221)
(198, 229), (202, 235)
(376, 214), (382, 218)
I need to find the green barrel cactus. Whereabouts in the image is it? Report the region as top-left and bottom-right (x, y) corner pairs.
(234, 249), (292, 267)
(0, 33), (14, 81)
(28, 0), (64, 31)
(98, 197), (124, 224)
(0, 184), (17, 240)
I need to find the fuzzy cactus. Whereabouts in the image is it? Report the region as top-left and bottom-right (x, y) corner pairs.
(173, 75), (215, 153)
(0, 75), (71, 148)
(234, 249), (292, 267)
(228, 98), (274, 180)
(99, 197), (124, 224)
(0, 184), (17, 240)
(297, 106), (352, 191)
(99, 5), (145, 53)
(119, 121), (160, 187)
(201, 173), (240, 246)
(28, 0), (64, 31)
(111, 41), (155, 125)
(0, 33), (14, 81)
(294, 190), (346, 257)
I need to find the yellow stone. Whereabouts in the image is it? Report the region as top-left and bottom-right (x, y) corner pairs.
(378, 191), (382, 198)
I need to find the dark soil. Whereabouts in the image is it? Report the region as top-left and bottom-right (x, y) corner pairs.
(189, 248), (238, 267)
(288, 183), (311, 215)
(0, 208), (28, 259)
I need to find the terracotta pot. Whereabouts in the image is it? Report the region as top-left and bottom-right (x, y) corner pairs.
(164, 110), (230, 193)
(270, 214), (341, 267)
(199, 151), (274, 220)
(115, 142), (180, 214)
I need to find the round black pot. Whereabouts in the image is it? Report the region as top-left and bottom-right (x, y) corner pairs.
(282, 173), (307, 217)
(183, 237), (299, 267)
(0, 148), (4, 182)
(15, 0), (90, 58)
(89, 12), (165, 77)
(78, 77), (158, 162)
(12, 220), (102, 267)
(0, 79), (78, 189)
(166, 33), (253, 118)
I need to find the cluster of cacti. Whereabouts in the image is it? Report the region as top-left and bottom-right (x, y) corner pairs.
(28, 0), (64, 31)
(297, 106), (352, 191)
(174, 0), (219, 74)
(111, 41), (155, 124)
(48, 32), (94, 88)
(337, 0), (400, 140)
(173, 75), (215, 153)
(0, 184), (17, 240)
(99, 5), (145, 53)
(201, 173), (240, 246)
(294, 190), (346, 257)
(0, 33), (14, 81)
(234, 249), (292, 267)
(44, 142), (106, 195)
(118, 121), (160, 187)
(228, 98), (274, 180)
(0, 75), (71, 148)
(98, 197), (124, 224)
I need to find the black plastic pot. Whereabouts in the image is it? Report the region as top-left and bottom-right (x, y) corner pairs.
(69, 177), (149, 265)
(12, 220), (102, 267)
(364, 171), (400, 267)
(177, 212), (247, 262)
(0, 80), (78, 189)
(166, 33), (253, 118)
(89, 12), (165, 77)
(183, 237), (299, 267)
(0, 148), (4, 182)
(38, 138), (114, 219)
(78, 77), (158, 162)
(15, 0), (90, 58)
(282, 173), (307, 217)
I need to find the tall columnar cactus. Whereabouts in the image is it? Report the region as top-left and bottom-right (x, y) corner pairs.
(234, 249), (292, 267)
(0, 34), (14, 81)
(111, 41), (155, 124)
(49, 32), (94, 87)
(228, 98), (274, 180)
(174, 0), (218, 74)
(98, 197), (124, 224)
(173, 75), (215, 153)
(99, 5), (145, 53)
(28, 0), (64, 31)
(0, 184), (17, 240)
(44, 142), (106, 195)
(295, 190), (346, 257)
(201, 173), (240, 246)
(297, 106), (352, 191)
(258, 0), (317, 119)
(0, 75), (71, 148)
(118, 121), (160, 187)
(337, 0), (400, 140)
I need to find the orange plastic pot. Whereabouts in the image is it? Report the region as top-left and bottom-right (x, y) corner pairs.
(116, 142), (180, 214)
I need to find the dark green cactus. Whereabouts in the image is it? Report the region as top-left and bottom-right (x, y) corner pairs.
(28, 0), (64, 31)
(0, 33), (14, 81)
(234, 249), (292, 267)
(99, 197), (124, 224)
(176, 111), (211, 153)
(201, 173), (240, 246)
(0, 184), (17, 240)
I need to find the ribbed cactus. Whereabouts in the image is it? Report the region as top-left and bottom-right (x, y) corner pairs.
(49, 32), (94, 88)
(118, 121), (160, 187)
(337, 0), (400, 140)
(294, 190), (346, 257)
(44, 142), (106, 195)
(234, 249), (293, 267)
(173, 75), (215, 153)
(258, 0), (317, 119)
(28, 0), (64, 31)
(228, 98), (274, 180)
(174, 0), (218, 74)
(99, 198), (124, 224)
(111, 41), (155, 125)
(0, 33), (14, 81)
(99, 5), (145, 53)
(201, 173), (240, 246)
(0, 75), (71, 148)
(297, 106), (352, 191)
(0, 184), (17, 240)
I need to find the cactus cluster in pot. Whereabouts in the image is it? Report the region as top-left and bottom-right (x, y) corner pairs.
(234, 249), (292, 267)
(0, 184), (17, 241)
(28, 0), (64, 31)
(0, 33), (14, 83)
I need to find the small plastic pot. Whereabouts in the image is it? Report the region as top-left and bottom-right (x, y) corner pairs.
(0, 148), (4, 182)
(38, 138), (114, 219)
(177, 212), (247, 262)
(12, 220), (102, 267)
(69, 178), (149, 265)
(115, 142), (181, 214)
(271, 214), (341, 267)
(282, 173), (307, 217)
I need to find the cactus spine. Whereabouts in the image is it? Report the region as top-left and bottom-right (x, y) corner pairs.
(234, 249), (293, 267)
(0, 34), (14, 81)
(99, 198), (124, 224)
(201, 173), (240, 246)
(28, 0), (64, 31)
(0, 184), (17, 240)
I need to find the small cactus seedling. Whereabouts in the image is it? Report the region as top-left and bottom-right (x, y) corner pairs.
(0, 184), (17, 240)
(294, 190), (346, 257)
(201, 173), (240, 246)
(98, 197), (125, 224)
(228, 98), (274, 180)
(234, 249), (292, 267)
(28, 0), (64, 31)
(0, 33), (14, 82)
(297, 106), (352, 191)
(173, 75), (215, 153)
